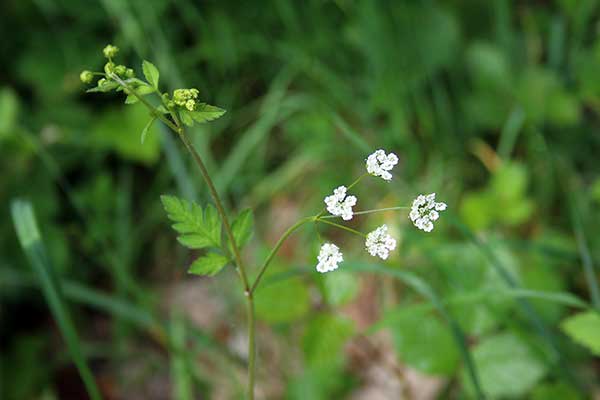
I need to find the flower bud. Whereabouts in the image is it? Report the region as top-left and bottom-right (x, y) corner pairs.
(125, 68), (134, 78)
(79, 70), (94, 84)
(115, 65), (127, 76)
(185, 99), (196, 111)
(103, 44), (119, 59)
(104, 62), (115, 75)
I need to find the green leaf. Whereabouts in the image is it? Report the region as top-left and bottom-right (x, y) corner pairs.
(142, 60), (160, 89)
(386, 306), (459, 375)
(125, 85), (154, 105)
(86, 80), (119, 93)
(160, 195), (221, 249)
(190, 103), (226, 123)
(141, 116), (157, 144)
(10, 200), (102, 400)
(462, 333), (547, 398)
(255, 269), (310, 324)
(231, 209), (254, 248)
(188, 253), (229, 276)
(561, 311), (600, 355)
(322, 271), (359, 306)
(179, 110), (194, 126)
(302, 314), (354, 367)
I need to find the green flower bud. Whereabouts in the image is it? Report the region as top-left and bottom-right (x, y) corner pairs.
(97, 78), (107, 86)
(104, 62), (115, 75)
(115, 65), (127, 75)
(80, 70), (94, 84)
(185, 99), (196, 111)
(167, 100), (175, 108)
(103, 44), (119, 59)
(125, 68), (134, 78)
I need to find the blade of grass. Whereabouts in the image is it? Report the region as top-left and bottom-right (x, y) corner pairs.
(170, 310), (194, 400)
(10, 199), (102, 400)
(450, 213), (580, 388)
(497, 106), (525, 160)
(343, 262), (485, 400)
(564, 171), (600, 311)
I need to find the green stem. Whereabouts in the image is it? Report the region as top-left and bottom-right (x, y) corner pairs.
(250, 216), (315, 293)
(246, 297), (256, 400)
(319, 206), (410, 219)
(111, 73), (257, 398)
(316, 218), (366, 238)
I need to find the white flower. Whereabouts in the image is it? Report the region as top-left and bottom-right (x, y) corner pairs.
(409, 193), (447, 232)
(316, 243), (343, 273)
(365, 224), (397, 260)
(324, 185), (357, 221)
(366, 149), (399, 181)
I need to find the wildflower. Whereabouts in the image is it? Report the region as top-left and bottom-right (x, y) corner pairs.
(173, 88), (200, 110)
(316, 243), (343, 273)
(125, 68), (135, 78)
(104, 62), (115, 75)
(324, 186), (357, 220)
(80, 70), (93, 84)
(409, 193), (447, 232)
(366, 149), (399, 181)
(365, 224), (396, 259)
(103, 44), (119, 59)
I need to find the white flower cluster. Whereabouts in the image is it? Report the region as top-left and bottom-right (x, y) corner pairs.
(324, 186), (357, 221)
(409, 193), (447, 232)
(366, 149), (399, 181)
(316, 243), (344, 273)
(365, 224), (397, 260)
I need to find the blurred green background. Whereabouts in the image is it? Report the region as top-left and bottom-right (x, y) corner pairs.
(2, 0), (600, 399)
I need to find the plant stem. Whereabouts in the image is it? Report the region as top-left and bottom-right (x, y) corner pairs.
(116, 77), (257, 396)
(250, 216), (315, 293)
(316, 218), (366, 237)
(176, 131), (257, 399)
(246, 296), (256, 400)
(319, 206), (410, 219)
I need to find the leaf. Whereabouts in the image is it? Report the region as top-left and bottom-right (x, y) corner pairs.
(231, 209), (254, 248)
(160, 195), (221, 249)
(142, 60), (160, 89)
(125, 85), (154, 105)
(302, 314), (354, 367)
(189, 103), (226, 123)
(462, 333), (547, 398)
(188, 253), (229, 276)
(179, 110), (194, 126)
(86, 80), (119, 93)
(561, 311), (600, 355)
(141, 116), (157, 144)
(10, 200), (102, 400)
(322, 271), (359, 306)
(255, 268), (310, 324)
(386, 306), (459, 375)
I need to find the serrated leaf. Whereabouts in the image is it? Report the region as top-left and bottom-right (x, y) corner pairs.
(561, 311), (600, 356)
(142, 60), (160, 89)
(190, 103), (226, 123)
(160, 195), (221, 249)
(141, 116), (157, 144)
(231, 209), (254, 248)
(188, 253), (229, 276)
(179, 110), (194, 126)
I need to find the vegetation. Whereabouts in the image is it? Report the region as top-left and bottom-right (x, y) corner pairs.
(2, 1), (600, 399)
